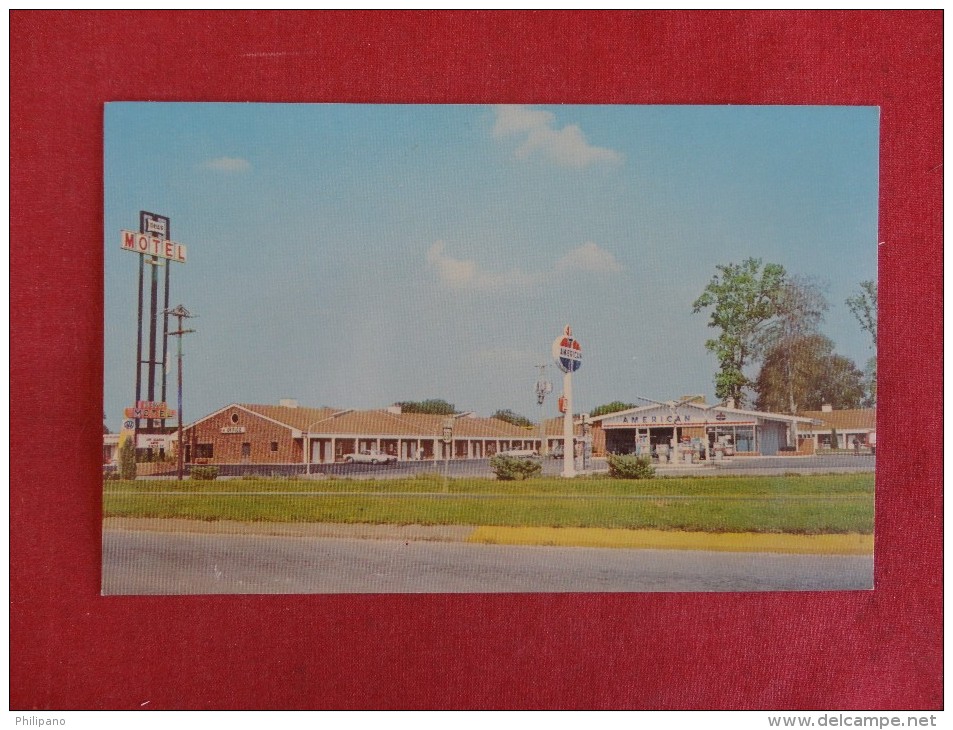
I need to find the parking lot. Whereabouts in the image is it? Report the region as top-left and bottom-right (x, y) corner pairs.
(127, 452), (874, 481)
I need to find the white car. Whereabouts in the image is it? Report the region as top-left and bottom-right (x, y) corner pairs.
(344, 450), (397, 464)
(497, 448), (539, 459)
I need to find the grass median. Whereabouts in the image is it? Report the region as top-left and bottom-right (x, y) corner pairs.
(103, 473), (874, 535)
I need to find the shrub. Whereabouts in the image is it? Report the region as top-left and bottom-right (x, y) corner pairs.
(489, 454), (542, 481)
(191, 465), (220, 481)
(117, 438), (137, 480)
(606, 454), (655, 480)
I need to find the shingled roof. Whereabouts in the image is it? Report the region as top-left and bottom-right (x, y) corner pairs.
(799, 408), (876, 433)
(200, 403), (539, 439)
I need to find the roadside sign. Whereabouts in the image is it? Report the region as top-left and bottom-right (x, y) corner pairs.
(552, 326), (582, 373)
(442, 423), (453, 444)
(121, 230), (187, 263)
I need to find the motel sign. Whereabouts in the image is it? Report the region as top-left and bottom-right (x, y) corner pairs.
(120, 230), (187, 263)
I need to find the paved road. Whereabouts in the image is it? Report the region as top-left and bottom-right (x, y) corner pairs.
(102, 528), (873, 594)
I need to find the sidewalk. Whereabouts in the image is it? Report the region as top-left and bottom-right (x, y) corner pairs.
(103, 517), (872, 556)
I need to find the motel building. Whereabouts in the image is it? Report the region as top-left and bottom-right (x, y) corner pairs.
(177, 400), (542, 467)
(585, 398), (816, 461)
(796, 405), (876, 452)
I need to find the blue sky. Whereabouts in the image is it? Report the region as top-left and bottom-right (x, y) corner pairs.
(104, 104), (879, 430)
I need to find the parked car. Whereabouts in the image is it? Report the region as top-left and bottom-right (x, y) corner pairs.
(497, 448), (539, 459)
(344, 450), (397, 464)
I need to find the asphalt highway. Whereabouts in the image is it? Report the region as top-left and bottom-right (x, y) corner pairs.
(102, 527), (874, 594)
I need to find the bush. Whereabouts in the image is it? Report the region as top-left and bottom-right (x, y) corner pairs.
(118, 437), (137, 480)
(489, 454), (542, 481)
(606, 454), (655, 480)
(190, 465), (220, 481)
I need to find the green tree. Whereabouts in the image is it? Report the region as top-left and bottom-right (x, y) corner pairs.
(491, 409), (533, 428)
(395, 399), (456, 415)
(692, 258), (787, 406)
(846, 281), (877, 406)
(590, 401), (638, 418)
(754, 334), (865, 413)
(117, 436), (137, 480)
(755, 276), (829, 414)
(845, 281), (877, 349)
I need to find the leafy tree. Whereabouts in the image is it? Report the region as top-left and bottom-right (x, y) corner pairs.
(491, 409), (533, 428)
(755, 276), (829, 415)
(754, 334), (865, 413)
(845, 281), (877, 349)
(395, 399), (456, 415)
(590, 401), (638, 418)
(862, 356), (877, 408)
(815, 355), (866, 411)
(846, 281), (877, 406)
(692, 258), (787, 406)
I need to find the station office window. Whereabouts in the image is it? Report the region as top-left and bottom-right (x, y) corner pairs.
(241, 442), (251, 458)
(195, 443), (214, 459)
(270, 441), (279, 452)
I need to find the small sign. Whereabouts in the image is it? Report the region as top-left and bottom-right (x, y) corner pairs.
(221, 426), (247, 434)
(141, 211), (169, 239)
(442, 423), (453, 444)
(137, 433), (173, 449)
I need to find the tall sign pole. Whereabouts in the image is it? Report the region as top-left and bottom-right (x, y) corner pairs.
(121, 213), (188, 447)
(552, 325), (582, 478)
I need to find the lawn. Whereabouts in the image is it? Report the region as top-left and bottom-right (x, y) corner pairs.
(103, 473), (874, 535)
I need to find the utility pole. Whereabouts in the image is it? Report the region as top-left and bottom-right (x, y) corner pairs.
(535, 363), (552, 455)
(166, 305), (196, 481)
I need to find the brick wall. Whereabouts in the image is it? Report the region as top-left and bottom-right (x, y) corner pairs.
(183, 406), (302, 464)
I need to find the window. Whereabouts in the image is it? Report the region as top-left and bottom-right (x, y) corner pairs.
(270, 441), (279, 452)
(230, 413), (240, 424)
(195, 443), (214, 459)
(241, 442), (251, 457)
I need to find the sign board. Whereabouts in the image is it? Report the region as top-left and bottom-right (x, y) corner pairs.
(121, 230), (187, 263)
(442, 423), (453, 444)
(601, 406), (755, 428)
(552, 325), (582, 373)
(124, 400), (176, 419)
(140, 211), (170, 239)
(136, 433), (174, 450)
(221, 426), (247, 434)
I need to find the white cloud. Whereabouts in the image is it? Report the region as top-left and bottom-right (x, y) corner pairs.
(426, 241), (538, 292)
(555, 241), (623, 274)
(427, 240), (622, 293)
(201, 156), (252, 173)
(493, 105), (622, 168)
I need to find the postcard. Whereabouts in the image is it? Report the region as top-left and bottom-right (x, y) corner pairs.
(102, 103), (878, 594)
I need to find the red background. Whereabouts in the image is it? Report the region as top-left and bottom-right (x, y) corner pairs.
(10, 11), (942, 710)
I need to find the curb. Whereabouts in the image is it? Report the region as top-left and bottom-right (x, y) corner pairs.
(468, 526), (873, 555)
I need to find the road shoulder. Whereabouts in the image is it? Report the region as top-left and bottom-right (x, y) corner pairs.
(103, 517), (871, 555)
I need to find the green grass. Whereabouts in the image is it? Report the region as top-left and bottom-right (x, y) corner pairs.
(103, 473), (874, 534)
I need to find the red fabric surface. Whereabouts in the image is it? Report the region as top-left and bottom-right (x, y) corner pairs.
(10, 11), (942, 710)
